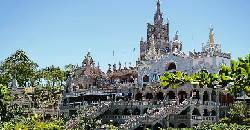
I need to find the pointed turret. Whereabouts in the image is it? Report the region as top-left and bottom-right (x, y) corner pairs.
(209, 25), (215, 48)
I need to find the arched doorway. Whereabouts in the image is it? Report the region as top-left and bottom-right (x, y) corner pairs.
(211, 90), (216, 102)
(156, 91), (164, 100)
(135, 92), (142, 101)
(178, 123), (187, 128)
(133, 108), (141, 115)
(168, 91), (175, 99)
(123, 108), (131, 115)
(166, 62), (177, 71)
(153, 122), (163, 130)
(113, 109), (120, 115)
(145, 93), (153, 100)
(203, 109), (209, 116)
(169, 123), (174, 128)
(203, 91), (209, 102)
(193, 90), (200, 99)
(178, 91), (187, 103)
(211, 109), (217, 116)
(180, 107), (189, 115)
(143, 75), (149, 82)
(192, 108), (201, 116)
(143, 108), (148, 114)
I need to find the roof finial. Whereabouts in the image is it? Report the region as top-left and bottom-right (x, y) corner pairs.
(209, 25), (215, 48)
(157, 0), (161, 12)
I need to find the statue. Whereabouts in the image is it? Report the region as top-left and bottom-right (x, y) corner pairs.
(108, 64), (111, 71)
(113, 64), (117, 71)
(118, 62), (121, 70)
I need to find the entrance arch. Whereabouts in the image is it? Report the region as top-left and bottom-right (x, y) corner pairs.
(153, 122), (163, 130)
(166, 62), (177, 71)
(192, 108), (201, 116)
(178, 123), (187, 128)
(135, 92), (142, 101)
(133, 108), (141, 115)
(156, 91), (164, 100)
(145, 93), (153, 100)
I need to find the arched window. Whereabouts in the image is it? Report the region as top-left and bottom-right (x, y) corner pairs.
(192, 108), (201, 116)
(143, 108), (148, 114)
(168, 91), (175, 99)
(113, 109), (120, 115)
(135, 92), (142, 101)
(178, 123), (187, 128)
(203, 109), (209, 116)
(153, 123), (163, 130)
(145, 93), (153, 100)
(211, 109), (217, 116)
(156, 92), (164, 100)
(123, 108), (131, 115)
(166, 62), (176, 71)
(203, 91), (209, 101)
(133, 108), (141, 115)
(143, 75), (149, 82)
(211, 90), (217, 102)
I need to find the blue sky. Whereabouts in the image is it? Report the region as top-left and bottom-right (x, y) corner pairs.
(0, 0), (249, 71)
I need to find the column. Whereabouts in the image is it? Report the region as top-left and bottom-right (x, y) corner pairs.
(208, 92), (211, 102)
(143, 124), (146, 130)
(199, 89), (203, 104)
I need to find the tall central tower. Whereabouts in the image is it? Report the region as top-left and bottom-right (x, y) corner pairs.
(140, 0), (170, 61)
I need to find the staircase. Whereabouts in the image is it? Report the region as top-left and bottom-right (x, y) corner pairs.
(66, 101), (112, 129)
(119, 99), (191, 130)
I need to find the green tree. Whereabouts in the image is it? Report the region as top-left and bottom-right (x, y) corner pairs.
(0, 84), (12, 121)
(41, 65), (66, 87)
(190, 69), (220, 88)
(220, 58), (249, 97)
(0, 50), (38, 87)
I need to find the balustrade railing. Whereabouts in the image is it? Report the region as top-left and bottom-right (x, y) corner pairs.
(191, 116), (216, 122)
(204, 101), (218, 106)
(65, 101), (112, 129)
(119, 98), (191, 130)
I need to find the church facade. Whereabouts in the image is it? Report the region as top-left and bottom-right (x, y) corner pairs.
(61, 1), (234, 129)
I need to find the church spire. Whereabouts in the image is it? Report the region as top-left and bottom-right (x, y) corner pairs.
(209, 25), (215, 48)
(154, 0), (163, 25)
(157, 0), (161, 14)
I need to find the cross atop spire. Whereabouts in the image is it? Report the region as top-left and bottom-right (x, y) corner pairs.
(154, 0), (163, 25)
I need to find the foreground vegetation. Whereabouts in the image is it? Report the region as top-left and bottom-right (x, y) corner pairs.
(0, 50), (250, 129)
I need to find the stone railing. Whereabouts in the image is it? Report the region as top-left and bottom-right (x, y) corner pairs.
(113, 100), (159, 107)
(204, 101), (218, 106)
(119, 99), (191, 130)
(174, 115), (189, 120)
(86, 101), (112, 118)
(65, 101), (111, 129)
(191, 116), (216, 122)
(202, 116), (216, 122)
(103, 115), (139, 120)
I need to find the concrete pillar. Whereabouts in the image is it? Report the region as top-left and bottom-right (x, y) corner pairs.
(208, 92), (212, 101)
(199, 90), (203, 104)
(143, 124), (146, 130)
(216, 89), (220, 121)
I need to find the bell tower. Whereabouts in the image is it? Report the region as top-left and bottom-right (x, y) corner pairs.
(140, 0), (170, 61)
